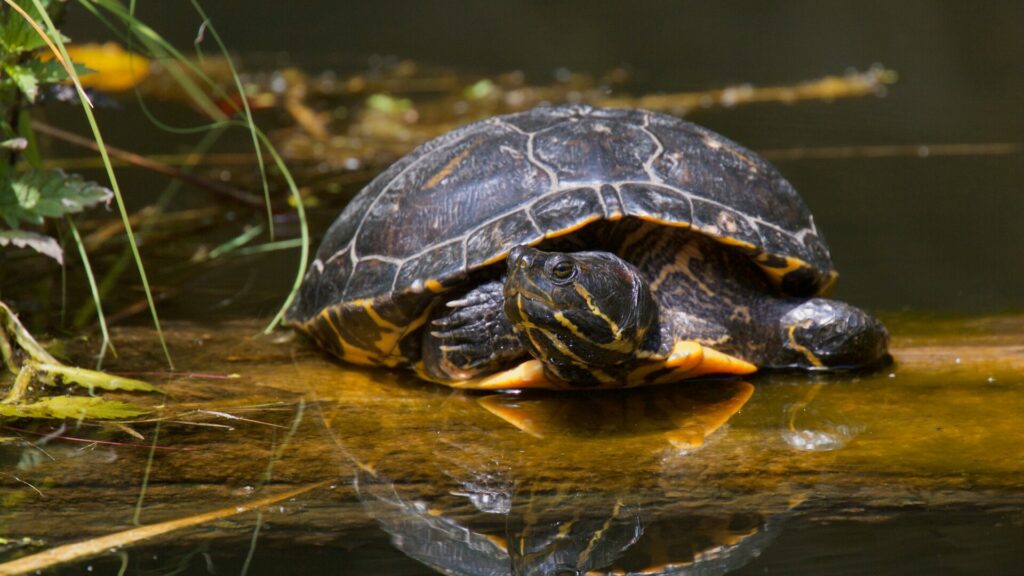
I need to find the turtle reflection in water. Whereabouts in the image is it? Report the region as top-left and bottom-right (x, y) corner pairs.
(352, 382), (798, 575)
(287, 105), (888, 389)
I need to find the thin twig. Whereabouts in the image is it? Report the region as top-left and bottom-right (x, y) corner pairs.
(0, 480), (329, 576)
(1, 473), (44, 498)
(31, 121), (266, 208)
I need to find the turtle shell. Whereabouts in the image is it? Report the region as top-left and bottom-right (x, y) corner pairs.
(286, 105), (835, 366)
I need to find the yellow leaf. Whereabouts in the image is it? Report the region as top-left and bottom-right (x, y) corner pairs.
(60, 42), (151, 92)
(0, 396), (150, 420)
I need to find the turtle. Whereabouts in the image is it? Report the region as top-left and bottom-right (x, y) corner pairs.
(285, 104), (889, 389)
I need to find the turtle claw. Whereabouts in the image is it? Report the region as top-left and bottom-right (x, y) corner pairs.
(420, 281), (526, 382)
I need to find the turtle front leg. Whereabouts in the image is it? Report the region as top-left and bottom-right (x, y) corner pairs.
(419, 280), (526, 382)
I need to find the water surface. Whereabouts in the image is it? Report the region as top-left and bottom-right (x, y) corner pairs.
(1, 316), (1023, 574)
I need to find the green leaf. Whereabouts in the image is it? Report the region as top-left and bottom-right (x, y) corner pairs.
(33, 363), (161, 394)
(13, 173), (39, 209)
(0, 9), (43, 55)
(25, 59), (70, 83)
(0, 229), (62, 263)
(0, 396), (150, 420)
(0, 1), (64, 55)
(2, 61), (88, 103)
(0, 169), (113, 228)
(5, 64), (40, 102)
(366, 93), (413, 114)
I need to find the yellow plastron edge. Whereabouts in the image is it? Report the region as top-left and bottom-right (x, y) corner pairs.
(438, 340), (756, 390)
(664, 340), (758, 378)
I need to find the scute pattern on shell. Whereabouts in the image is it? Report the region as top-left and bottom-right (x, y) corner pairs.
(287, 105), (833, 325)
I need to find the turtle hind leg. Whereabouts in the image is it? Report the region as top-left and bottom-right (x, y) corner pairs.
(419, 280), (526, 383)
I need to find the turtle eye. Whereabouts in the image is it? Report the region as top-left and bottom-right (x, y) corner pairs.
(548, 258), (577, 284)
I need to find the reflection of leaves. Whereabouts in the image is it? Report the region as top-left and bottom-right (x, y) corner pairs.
(0, 229), (62, 263)
(0, 396), (149, 420)
(0, 169), (112, 228)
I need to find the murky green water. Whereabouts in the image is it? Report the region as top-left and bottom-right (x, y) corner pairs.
(2, 1), (1023, 574)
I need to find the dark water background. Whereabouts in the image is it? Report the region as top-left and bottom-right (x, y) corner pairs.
(62, 0), (1024, 317)
(7, 2), (1022, 575)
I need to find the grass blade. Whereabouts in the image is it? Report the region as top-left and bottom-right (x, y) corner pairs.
(251, 129), (308, 333)
(188, 1), (274, 239)
(66, 216), (116, 366)
(27, 0), (173, 369)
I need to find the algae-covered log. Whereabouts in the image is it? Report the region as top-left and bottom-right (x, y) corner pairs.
(0, 316), (1022, 573)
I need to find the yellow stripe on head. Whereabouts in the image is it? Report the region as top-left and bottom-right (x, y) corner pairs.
(573, 283), (621, 339)
(786, 324), (824, 368)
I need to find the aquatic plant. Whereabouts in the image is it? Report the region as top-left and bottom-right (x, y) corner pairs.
(0, 0), (161, 418)
(1, 0), (112, 264)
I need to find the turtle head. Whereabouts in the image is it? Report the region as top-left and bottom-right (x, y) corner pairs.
(776, 298), (890, 370)
(503, 246), (658, 384)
